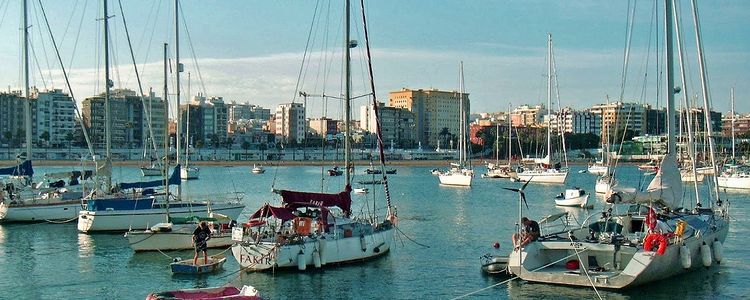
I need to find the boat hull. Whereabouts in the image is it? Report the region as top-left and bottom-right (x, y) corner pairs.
(170, 256), (226, 274)
(181, 167), (200, 180)
(439, 173), (472, 186)
(126, 228), (234, 251)
(141, 167), (164, 177)
(517, 170), (568, 184)
(554, 194), (591, 208)
(77, 203), (244, 233)
(232, 228), (393, 271)
(0, 200), (82, 222)
(717, 176), (750, 189)
(587, 165), (609, 175)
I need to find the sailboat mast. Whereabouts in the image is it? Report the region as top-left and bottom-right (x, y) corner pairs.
(163, 43), (169, 182)
(23, 0), (31, 163)
(731, 87), (735, 160)
(344, 0), (351, 187)
(174, 0), (182, 199)
(459, 62), (465, 165)
(660, 0), (680, 165)
(690, 0), (720, 201)
(186, 72), (190, 169)
(508, 104), (512, 164)
(103, 0), (112, 190)
(547, 34), (552, 163)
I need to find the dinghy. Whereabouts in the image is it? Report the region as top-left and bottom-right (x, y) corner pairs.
(170, 255), (227, 274)
(554, 188), (591, 208)
(146, 285), (261, 300)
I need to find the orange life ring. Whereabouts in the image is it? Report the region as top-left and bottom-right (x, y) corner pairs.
(643, 233), (668, 255)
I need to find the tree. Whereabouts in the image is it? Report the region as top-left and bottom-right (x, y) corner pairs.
(40, 131), (50, 147)
(65, 132), (75, 152)
(438, 127), (451, 148)
(241, 141), (251, 154)
(225, 137), (234, 149)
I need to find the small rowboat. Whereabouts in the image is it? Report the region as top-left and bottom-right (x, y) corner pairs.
(480, 253), (513, 278)
(353, 188), (369, 194)
(146, 284), (262, 300)
(554, 188), (592, 208)
(170, 255), (227, 274)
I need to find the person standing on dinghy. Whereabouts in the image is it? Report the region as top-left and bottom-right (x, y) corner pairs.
(193, 221), (211, 265)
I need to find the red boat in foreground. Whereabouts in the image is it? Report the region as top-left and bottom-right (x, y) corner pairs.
(146, 285), (261, 300)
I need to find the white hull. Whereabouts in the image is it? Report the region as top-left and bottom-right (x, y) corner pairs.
(587, 165), (609, 175)
(508, 219), (728, 289)
(251, 168), (265, 174)
(595, 177), (616, 194)
(0, 200), (82, 222)
(232, 228), (393, 271)
(680, 171), (705, 182)
(439, 173), (472, 186)
(695, 166), (715, 175)
(483, 168), (517, 179)
(126, 225), (234, 251)
(77, 203), (244, 233)
(717, 175), (750, 189)
(140, 167), (164, 177)
(554, 194), (591, 208)
(181, 167), (200, 180)
(517, 170), (568, 184)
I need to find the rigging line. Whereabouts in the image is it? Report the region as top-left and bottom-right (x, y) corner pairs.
(66, 0), (87, 72)
(178, 1), (207, 96)
(117, 0), (158, 154)
(138, 0), (161, 78)
(637, 0), (655, 104)
(618, 0), (636, 103)
(550, 43), (568, 168)
(0, 0), (10, 29)
(29, 40), (49, 89)
(58, 0), (80, 44)
(291, 0), (322, 103)
(37, 0), (95, 157)
(30, 1), (54, 87)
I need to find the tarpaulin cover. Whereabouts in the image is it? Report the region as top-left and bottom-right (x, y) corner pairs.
(278, 186), (352, 216)
(0, 160), (33, 177)
(250, 204), (297, 221)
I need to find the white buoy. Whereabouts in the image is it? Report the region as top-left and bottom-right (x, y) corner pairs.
(318, 239), (327, 265)
(297, 251), (307, 270)
(360, 235), (367, 252)
(313, 249), (321, 268)
(680, 244), (692, 269)
(701, 242), (712, 268)
(713, 240), (724, 264)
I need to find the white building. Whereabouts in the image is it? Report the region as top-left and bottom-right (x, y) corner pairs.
(32, 88), (76, 147)
(360, 102), (416, 147)
(275, 103), (305, 144)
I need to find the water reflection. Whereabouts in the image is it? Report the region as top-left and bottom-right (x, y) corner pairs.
(77, 233), (95, 258)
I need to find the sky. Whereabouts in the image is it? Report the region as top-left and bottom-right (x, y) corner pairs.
(0, 0), (748, 120)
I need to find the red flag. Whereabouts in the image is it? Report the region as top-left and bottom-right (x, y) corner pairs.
(645, 207), (656, 231)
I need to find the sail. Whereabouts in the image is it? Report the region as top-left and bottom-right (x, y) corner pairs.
(608, 154), (683, 209)
(118, 165), (181, 190)
(278, 187), (352, 216)
(0, 160), (33, 177)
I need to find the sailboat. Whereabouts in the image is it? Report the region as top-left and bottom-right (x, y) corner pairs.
(483, 105), (517, 179)
(717, 87), (750, 189)
(231, 0), (397, 271)
(438, 62), (473, 186)
(508, 1), (729, 288)
(516, 34), (569, 184)
(77, 2), (244, 233)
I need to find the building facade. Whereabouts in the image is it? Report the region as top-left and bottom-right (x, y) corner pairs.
(511, 104), (544, 127)
(388, 88), (469, 148)
(274, 103), (305, 144)
(589, 102), (647, 142)
(32, 88), (77, 147)
(360, 102), (416, 148)
(228, 102), (271, 122)
(181, 94), (229, 147)
(82, 89), (166, 149)
(0, 91), (35, 147)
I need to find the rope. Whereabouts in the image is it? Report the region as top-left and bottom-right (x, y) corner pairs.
(568, 236), (603, 300)
(44, 216), (78, 224)
(394, 225), (429, 248)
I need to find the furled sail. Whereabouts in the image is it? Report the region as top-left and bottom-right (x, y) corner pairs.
(118, 165), (181, 190)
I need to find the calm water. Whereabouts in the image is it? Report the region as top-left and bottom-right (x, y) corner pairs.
(0, 164), (747, 299)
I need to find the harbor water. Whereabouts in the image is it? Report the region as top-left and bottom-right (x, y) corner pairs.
(0, 164), (747, 299)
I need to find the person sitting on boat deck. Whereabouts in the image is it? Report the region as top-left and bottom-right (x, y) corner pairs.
(512, 217), (540, 249)
(192, 221), (211, 265)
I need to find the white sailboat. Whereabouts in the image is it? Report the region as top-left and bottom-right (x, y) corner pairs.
(508, 2), (729, 289)
(231, 1), (397, 271)
(251, 164), (266, 174)
(717, 88), (750, 189)
(484, 105), (517, 179)
(78, 7), (244, 233)
(554, 188), (591, 208)
(439, 62), (473, 186)
(516, 34), (569, 184)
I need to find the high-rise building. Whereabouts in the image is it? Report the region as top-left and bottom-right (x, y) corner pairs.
(511, 104), (545, 127)
(228, 102), (271, 122)
(274, 103), (305, 144)
(679, 108), (722, 135)
(182, 94), (229, 147)
(0, 91), (35, 147)
(360, 102), (416, 148)
(589, 102), (647, 141)
(547, 108), (601, 135)
(722, 113), (750, 137)
(82, 89), (166, 149)
(388, 88), (469, 148)
(32, 88), (77, 147)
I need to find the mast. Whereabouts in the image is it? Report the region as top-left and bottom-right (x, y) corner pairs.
(673, 2), (700, 204)
(344, 0), (351, 187)
(163, 43), (170, 217)
(186, 72), (190, 169)
(495, 121), (499, 165)
(104, 0), (112, 190)
(23, 0), (31, 163)
(664, 0), (676, 156)
(546, 33), (553, 164)
(690, 0), (720, 202)
(459, 62), (465, 166)
(731, 87), (735, 160)
(174, 0), (182, 199)
(508, 104), (512, 165)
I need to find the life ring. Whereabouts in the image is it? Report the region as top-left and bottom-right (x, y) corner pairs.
(643, 233), (668, 255)
(243, 219), (266, 228)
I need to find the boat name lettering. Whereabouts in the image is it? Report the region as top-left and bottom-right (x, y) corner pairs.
(569, 242), (583, 248)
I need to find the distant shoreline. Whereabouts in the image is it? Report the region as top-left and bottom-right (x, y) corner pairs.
(0, 159), (632, 167)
